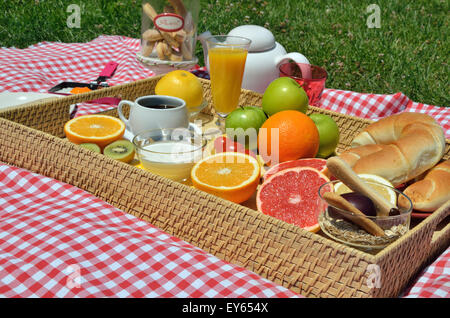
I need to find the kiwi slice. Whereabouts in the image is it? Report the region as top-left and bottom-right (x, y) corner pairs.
(103, 140), (135, 163)
(80, 143), (101, 153)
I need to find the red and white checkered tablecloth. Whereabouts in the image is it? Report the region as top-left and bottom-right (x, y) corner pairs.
(404, 247), (450, 298)
(0, 163), (300, 298)
(0, 35), (449, 298)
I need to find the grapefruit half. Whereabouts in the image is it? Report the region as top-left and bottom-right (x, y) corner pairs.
(256, 167), (332, 232)
(263, 158), (328, 182)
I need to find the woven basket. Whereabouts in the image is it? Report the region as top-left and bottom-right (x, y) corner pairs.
(0, 75), (448, 298)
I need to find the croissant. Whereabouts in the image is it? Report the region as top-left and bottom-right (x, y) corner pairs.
(399, 160), (450, 212)
(339, 112), (446, 187)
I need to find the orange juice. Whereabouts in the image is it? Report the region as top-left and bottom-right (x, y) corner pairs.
(208, 47), (248, 115)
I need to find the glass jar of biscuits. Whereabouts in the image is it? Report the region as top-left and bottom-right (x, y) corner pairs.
(137, 0), (200, 73)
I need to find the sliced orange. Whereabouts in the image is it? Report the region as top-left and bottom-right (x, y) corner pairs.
(64, 115), (125, 148)
(191, 152), (261, 204)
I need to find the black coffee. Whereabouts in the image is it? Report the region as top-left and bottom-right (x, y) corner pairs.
(141, 104), (178, 109)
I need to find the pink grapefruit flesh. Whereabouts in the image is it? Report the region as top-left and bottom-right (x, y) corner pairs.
(263, 158), (328, 182)
(256, 167), (332, 232)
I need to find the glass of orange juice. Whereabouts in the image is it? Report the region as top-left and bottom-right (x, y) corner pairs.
(205, 35), (251, 130)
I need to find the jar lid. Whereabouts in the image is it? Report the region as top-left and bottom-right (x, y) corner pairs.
(227, 25), (276, 52)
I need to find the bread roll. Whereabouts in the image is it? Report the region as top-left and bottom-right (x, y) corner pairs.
(339, 112), (446, 186)
(399, 160), (450, 212)
(352, 112), (443, 147)
(338, 144), (384, 167)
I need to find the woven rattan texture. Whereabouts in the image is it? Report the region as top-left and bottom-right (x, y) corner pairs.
(0, 118), (377, 297)
(373, 203), (449, 297)
(0, 98), (70, 137)
(0, 76), (448, 297)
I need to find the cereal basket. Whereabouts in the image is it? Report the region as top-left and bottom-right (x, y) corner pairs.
(0, 75), (448, 298)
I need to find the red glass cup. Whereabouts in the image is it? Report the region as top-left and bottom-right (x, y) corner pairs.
(279, 62), (327, 106)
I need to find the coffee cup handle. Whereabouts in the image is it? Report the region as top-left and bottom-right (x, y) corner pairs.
(117, 100), (132, 128)
(276, 53), (312, 79)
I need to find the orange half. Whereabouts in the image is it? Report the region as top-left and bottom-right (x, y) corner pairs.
(64, 115), (125, 148)
(191, 152), (261, 204)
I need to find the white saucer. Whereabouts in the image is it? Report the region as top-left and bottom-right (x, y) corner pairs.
(123, 122), (203, 142)
(0, 92), (63, 110)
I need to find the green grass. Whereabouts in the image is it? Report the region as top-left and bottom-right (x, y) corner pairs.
(1, 0), (448, 107)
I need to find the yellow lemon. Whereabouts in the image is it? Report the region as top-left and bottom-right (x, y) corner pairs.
(335, 174), (397, 205)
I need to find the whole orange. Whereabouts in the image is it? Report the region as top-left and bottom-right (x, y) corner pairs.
(257, 110), (319, 164)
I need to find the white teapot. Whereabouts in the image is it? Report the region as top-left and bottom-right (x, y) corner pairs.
(199, 25), (310, 94)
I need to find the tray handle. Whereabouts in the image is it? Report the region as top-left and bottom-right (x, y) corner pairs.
(428, 201), (450, 252)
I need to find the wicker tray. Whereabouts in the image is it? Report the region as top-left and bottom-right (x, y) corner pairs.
(0, 75), (449, 298)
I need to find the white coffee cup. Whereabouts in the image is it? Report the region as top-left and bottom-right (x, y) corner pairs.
(117, 95), (189, 135)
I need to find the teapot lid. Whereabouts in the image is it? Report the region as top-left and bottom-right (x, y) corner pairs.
(228, 25), (276, 52)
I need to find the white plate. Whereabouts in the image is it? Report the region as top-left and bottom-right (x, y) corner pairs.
(0, 92), (63, 110)
(136, 53), (199, 75)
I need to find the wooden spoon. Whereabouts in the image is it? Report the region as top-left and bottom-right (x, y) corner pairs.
(326, 156), (399, 217)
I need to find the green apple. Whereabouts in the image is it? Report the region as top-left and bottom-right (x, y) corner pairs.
(309, 113), (340, 158)
(225, 106), (267, 149)
(262, 77), (309, 116)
